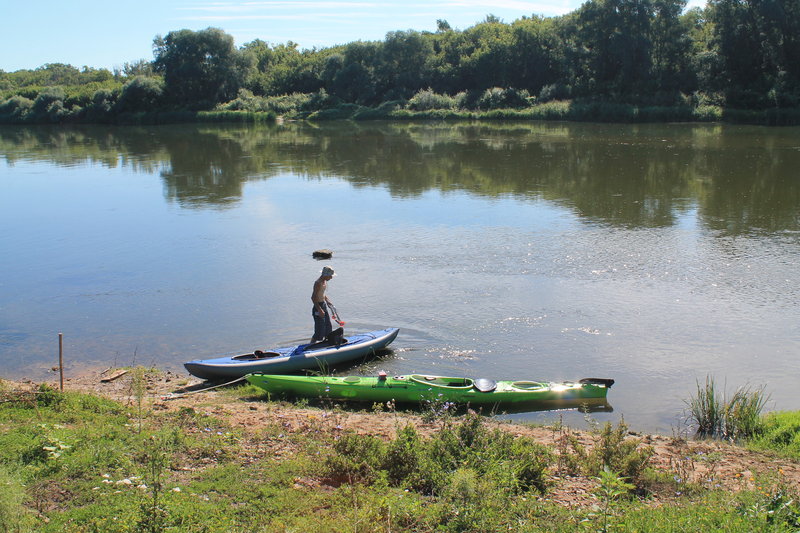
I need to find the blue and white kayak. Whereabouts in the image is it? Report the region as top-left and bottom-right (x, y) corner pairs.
(184, 327), (399, 380)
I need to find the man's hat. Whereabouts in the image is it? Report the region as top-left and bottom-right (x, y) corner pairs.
(321, 266), (335, 277)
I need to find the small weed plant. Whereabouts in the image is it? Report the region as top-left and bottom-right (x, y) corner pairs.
(594, 467), (636, 533)
(135, 433), (173, 533)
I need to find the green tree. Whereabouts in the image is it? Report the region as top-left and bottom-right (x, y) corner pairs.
(708, 0), (800, 107)
(121, 59), (156, 78)
(34, 63), (82, 85)
(324, 41), (381, 104)
(508, 16), (564, 95)
(452, 18), (515, 91)
(377, 30), (434, 99)
(153, 27), (254, 109)
(651, 0), (694, 95)
(242, 39), (324, 96)
(708, 0), (765, 105)
(572, 0), (655, 96)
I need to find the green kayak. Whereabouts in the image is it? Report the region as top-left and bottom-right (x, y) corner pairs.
(246, 373), (614, 409)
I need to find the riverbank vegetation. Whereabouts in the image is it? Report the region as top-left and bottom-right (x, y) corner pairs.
(1, 372), (799, 532)
(2, 0), (800, 126)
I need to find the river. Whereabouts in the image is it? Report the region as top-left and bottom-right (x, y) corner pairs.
(1, 121), (798, 433)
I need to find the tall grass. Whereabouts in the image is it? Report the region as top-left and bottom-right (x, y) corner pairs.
(687, 376), (769, 441)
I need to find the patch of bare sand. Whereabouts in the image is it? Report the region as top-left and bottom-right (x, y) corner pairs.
(10, 369), (800, 508)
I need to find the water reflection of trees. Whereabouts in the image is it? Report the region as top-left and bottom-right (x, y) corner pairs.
(1, 122), (797, 233)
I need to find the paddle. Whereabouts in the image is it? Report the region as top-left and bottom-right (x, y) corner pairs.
(328, 302), (346, 326)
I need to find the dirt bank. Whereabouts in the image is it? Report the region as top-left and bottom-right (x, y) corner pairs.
(11, 368), (800, 508)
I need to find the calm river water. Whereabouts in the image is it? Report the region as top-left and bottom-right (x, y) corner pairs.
(1, 121), (798, 432)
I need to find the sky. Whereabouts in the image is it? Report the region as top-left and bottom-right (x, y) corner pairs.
(1, 0), (706, 72)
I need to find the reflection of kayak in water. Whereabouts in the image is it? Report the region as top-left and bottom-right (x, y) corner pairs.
(246, 373), (614, 409)
(184, 327), (399, 380)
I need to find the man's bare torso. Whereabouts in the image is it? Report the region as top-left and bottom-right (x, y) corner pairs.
(312, 278), (327, 304)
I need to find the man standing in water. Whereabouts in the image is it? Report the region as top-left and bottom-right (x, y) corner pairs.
(311, 266), (335, 342)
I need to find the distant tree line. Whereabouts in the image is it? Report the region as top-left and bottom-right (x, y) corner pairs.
(2, 0), (799, 124)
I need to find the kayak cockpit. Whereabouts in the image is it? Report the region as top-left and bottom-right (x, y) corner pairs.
(511, 381), (547, 390)
(409, 375), (474, 389)
(232, 351), (281, 360)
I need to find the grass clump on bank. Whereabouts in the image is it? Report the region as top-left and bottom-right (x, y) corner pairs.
(687, 375), (769, 442)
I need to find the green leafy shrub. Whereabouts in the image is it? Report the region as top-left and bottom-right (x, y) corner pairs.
(0, 95), (34, 122)
(538, 83), (571, 102)
(476, 87), (531, 110)
(87, 89), (116, 120)
(116, 76), (164, 113)
(323, 413), (552, 501)
(325, 432), (387, 484)
(36, 383), (65, 408)
(509, 437), (552, 493)
(218, 89), (331, 115)
(307, 103), (362, 120)
(31, 87), (69, 122)
(382, 424), (421, 485)
(564, 419), (654, 488)
(407, 88), (460, 110)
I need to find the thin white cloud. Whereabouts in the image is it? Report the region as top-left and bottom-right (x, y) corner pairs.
(439, 0), (557, 9)
(185, 14), (309, 21)
(181, 0), (573, 19)
(184, 11), (384, 22)
(182, 1), (379, 10)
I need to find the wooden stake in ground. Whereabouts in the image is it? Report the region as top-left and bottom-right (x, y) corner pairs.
(59, 332), (64, 391)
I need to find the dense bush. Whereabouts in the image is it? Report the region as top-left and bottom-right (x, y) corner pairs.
(116, 76), (165, 113)
(476, 87), (532, 110)
(407, 88), (462, 110)
(563, 419), (654, 488)
(323, 414), (552, 497)
(32, 87), (68, 122)
(0, 95), (34, 123)
(217, 89), (336, 115)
